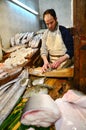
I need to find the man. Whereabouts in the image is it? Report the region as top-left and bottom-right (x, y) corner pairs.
(40, 9), (74, 73)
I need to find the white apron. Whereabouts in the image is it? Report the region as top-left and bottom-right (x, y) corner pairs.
(46, 29), (67, 69)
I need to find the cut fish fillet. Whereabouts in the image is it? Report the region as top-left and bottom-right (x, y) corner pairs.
(21, 94), (61, 127)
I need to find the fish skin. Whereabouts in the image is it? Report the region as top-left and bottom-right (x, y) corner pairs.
(0, 81), (27, 125)
(0, 69), (29, 125)
(0, 80), (21, 111)
(0, 78), (20, 99)
(0, 66), (22, 86)
(0, 84), (11, 96)
(23, 86), (48, 98)
(0, 78), (19, 90)
(0, 72), (8, 78)
(0, 69), (29, 111)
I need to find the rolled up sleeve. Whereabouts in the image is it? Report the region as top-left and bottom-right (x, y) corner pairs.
(40, 30), (48, 57)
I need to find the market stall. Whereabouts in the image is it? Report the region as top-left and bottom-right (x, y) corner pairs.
(0, 30), (74, 130)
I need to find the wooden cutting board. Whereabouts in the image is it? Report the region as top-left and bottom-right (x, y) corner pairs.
(28, 67), (74, 78)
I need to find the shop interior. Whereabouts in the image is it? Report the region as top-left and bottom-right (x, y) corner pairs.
(0, 0), (86, 130)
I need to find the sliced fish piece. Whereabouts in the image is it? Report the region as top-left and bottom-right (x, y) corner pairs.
(32, 77), (45, 86)
(21, 94), (61, 127)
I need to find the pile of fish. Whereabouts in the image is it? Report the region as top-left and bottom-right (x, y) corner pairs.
(0, 68), (29, 125)
(10, 32), (42, 48)
(3, 47), (38, 68)
(1, 30), (44, 69)
(10, 32), (35, 46)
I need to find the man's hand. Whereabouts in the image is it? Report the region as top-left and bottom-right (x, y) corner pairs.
(41, 61), (51, 73)
(51, 54), (69, 69)
(51, 59), (61, 69)
(41, 55), (51, 73)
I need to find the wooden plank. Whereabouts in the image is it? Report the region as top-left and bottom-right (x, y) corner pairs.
(73, 0), (86, 35)
(28, 67), (74, 78)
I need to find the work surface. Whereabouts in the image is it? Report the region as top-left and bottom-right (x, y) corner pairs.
(28, 67), (74, 78)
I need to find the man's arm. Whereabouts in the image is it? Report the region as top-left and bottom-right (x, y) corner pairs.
(40, 30), (48, 57)
(40, 30), (51, 72)
(51, 54), (69, 69)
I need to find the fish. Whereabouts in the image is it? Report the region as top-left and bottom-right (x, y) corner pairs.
(0, 66), (22, 85)
(23, 86), (48, 98)
(0, 84), (12, 96)
(0, 80), (27, 125)
(0, 68), (29, 125)
(0, 71), (8, 79)
(0, 69), (4, 74)
(32, 77), (45, 86)
(21, 94), (61, 127)
(32, 77), (53, 89)
(55, 90), (86, 130)
(0, 77), (19, 90)
(0, 80), (21, 111)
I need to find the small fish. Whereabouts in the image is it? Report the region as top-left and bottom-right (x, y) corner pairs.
(32, 77), (45, 86)
(0, 72), (8, 79)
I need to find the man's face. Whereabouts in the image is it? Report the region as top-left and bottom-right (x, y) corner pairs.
(44, 14), (57, 31)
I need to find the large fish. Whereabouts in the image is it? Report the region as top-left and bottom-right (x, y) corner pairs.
(0, 69), (29, 125)
(55, 90), (86, 130)
(21, 94), (61, 127)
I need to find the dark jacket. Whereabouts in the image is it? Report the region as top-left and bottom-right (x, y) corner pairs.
(59, 25), (74, 58)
